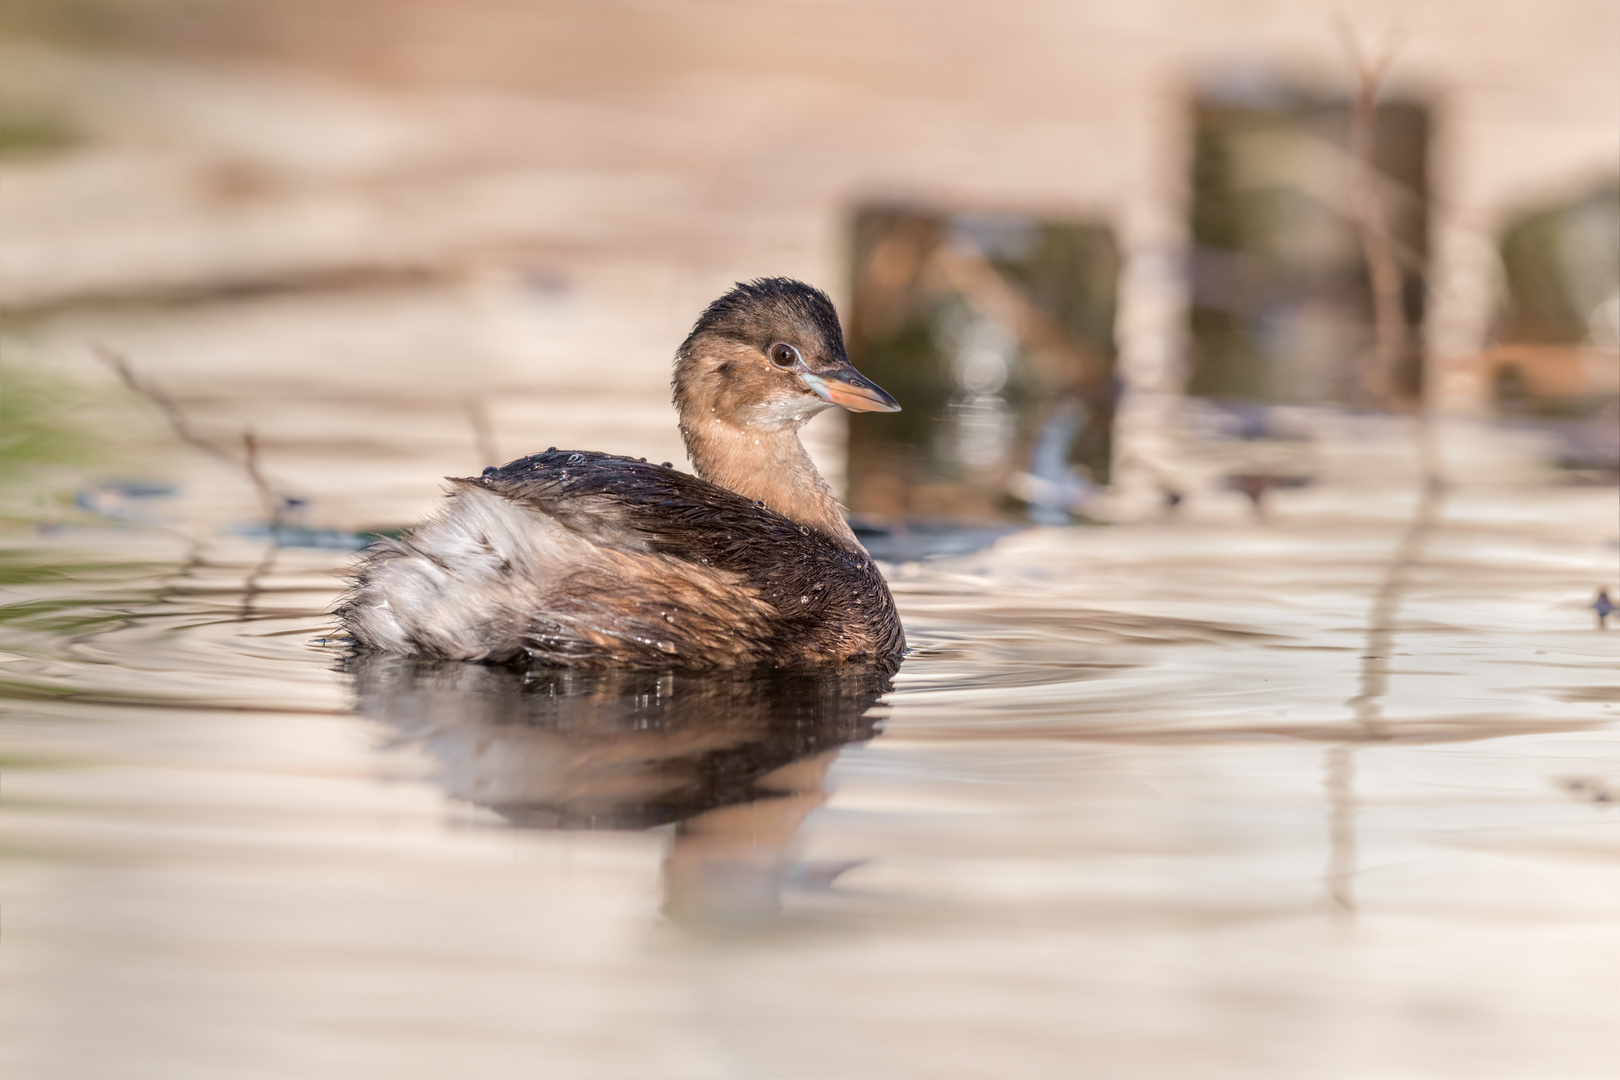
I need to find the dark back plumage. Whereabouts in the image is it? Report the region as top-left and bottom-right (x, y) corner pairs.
(456, 450), (904, 667)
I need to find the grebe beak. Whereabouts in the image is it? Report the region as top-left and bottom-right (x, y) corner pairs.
(800, 362), (901, 413)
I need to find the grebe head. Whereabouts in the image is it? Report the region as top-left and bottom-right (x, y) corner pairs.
(673, 278), (900, 434)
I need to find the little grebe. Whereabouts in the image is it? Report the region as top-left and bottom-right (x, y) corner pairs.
(339, 278), (906, 668)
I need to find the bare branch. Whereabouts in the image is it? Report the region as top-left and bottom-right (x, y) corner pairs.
(94, 343), (236, 466)
(241, 428), (290, 527)
(1335, 19), (1409, 411)
(929, 242), (1109, 393)
(462, 396), (500, 467)
(95, 343), (294, 528)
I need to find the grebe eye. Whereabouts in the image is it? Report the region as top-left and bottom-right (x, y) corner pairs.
(768, 342), (800, 368)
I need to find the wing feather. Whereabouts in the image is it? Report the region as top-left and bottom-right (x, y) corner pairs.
(343, 450), (903, 667)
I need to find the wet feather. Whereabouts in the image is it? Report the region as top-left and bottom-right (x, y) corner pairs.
(338, 279), (905, 669)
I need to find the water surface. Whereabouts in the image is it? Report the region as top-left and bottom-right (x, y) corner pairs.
(3, 464), (1615, 1079)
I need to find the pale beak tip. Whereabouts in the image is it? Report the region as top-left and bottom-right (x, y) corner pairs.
(801, 368), (901, 414)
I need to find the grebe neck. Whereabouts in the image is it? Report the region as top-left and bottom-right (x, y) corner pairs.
(679, 416), (858, 550)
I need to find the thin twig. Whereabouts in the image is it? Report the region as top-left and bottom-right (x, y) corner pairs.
(1337, 18), (1443, 481)
(1336, 17), (1408, 412)
(94, 344), (236, 466)
(462, 396), (500, 467)
(95, 343), (294, 528)
(1347, 477), (1442, 738)
(1324, 744), (1358, 919)
(242, 428), (289, 528)
(930, 242), (1110, 393)
(1327, 16), (1444, 926)
(240, 535), (279, 620)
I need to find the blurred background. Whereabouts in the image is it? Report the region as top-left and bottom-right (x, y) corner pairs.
(2, 5), (1617, 1080)
(2, 0), (1615, 530)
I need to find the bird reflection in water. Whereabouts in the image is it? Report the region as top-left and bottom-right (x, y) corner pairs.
(345, 655), (894, 922)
